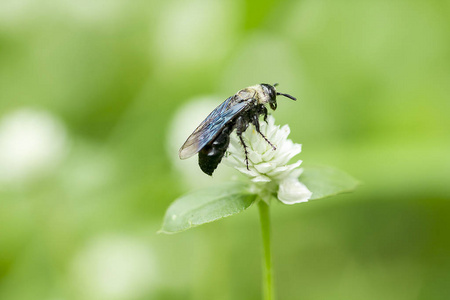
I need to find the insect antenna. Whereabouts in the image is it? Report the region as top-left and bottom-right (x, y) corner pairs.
(277, 92), (297, 101)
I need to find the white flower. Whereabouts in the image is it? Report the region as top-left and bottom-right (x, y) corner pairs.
(225, 115), (311, 204)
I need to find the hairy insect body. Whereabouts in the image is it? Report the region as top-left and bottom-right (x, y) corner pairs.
(179, 83), (296, 176)
(238, 85), (272, 106)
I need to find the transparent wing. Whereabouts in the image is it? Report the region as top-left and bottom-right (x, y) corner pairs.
(179, 96), (248, 159)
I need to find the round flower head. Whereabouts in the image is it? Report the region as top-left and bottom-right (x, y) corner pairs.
(225, 115), (312, 204)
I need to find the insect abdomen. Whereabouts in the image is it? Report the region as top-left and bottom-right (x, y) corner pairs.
(198, 126), (232, 176)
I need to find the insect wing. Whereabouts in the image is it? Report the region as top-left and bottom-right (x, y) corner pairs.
(179, 97), (247, 159)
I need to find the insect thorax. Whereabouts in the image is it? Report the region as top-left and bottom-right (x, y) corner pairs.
(237, 85), (272, 105)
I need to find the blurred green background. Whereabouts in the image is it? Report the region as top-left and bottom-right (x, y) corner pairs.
(0, 0), (449, 299)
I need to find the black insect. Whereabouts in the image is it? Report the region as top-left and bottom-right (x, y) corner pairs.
(179, 83), (296, 176)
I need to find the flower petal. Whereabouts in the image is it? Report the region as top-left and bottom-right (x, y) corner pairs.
(248, 151), (262, 164)
(234, 166), (259, 177)
(266, 160), (302, 178)
(253, 162), (276, 174)
(251, 175), (272, 182)
(272, 142), (301, 165)
(277, 177), (312, 205)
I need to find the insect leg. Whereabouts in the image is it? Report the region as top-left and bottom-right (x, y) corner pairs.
(252, 114), (276, 151)
(258, 104), (268, 123)
(236, 116), (250, 170)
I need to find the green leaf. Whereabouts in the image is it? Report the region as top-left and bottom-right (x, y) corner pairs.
(159, 182), (257, 234)
(300, 165), (359, 200)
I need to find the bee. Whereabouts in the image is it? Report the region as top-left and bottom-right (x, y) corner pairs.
(179, 83), (296, 176)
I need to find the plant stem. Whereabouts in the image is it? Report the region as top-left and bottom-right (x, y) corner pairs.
(258, 200), (274, 300)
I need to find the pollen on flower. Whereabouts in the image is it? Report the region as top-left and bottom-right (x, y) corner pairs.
(224, 115), (311, 204)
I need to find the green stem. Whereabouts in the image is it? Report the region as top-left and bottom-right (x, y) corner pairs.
(258, 200), (274, 300)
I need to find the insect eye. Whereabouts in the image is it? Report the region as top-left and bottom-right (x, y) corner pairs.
(270, 89), (276, 100)
(261, 84), (277, 100)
